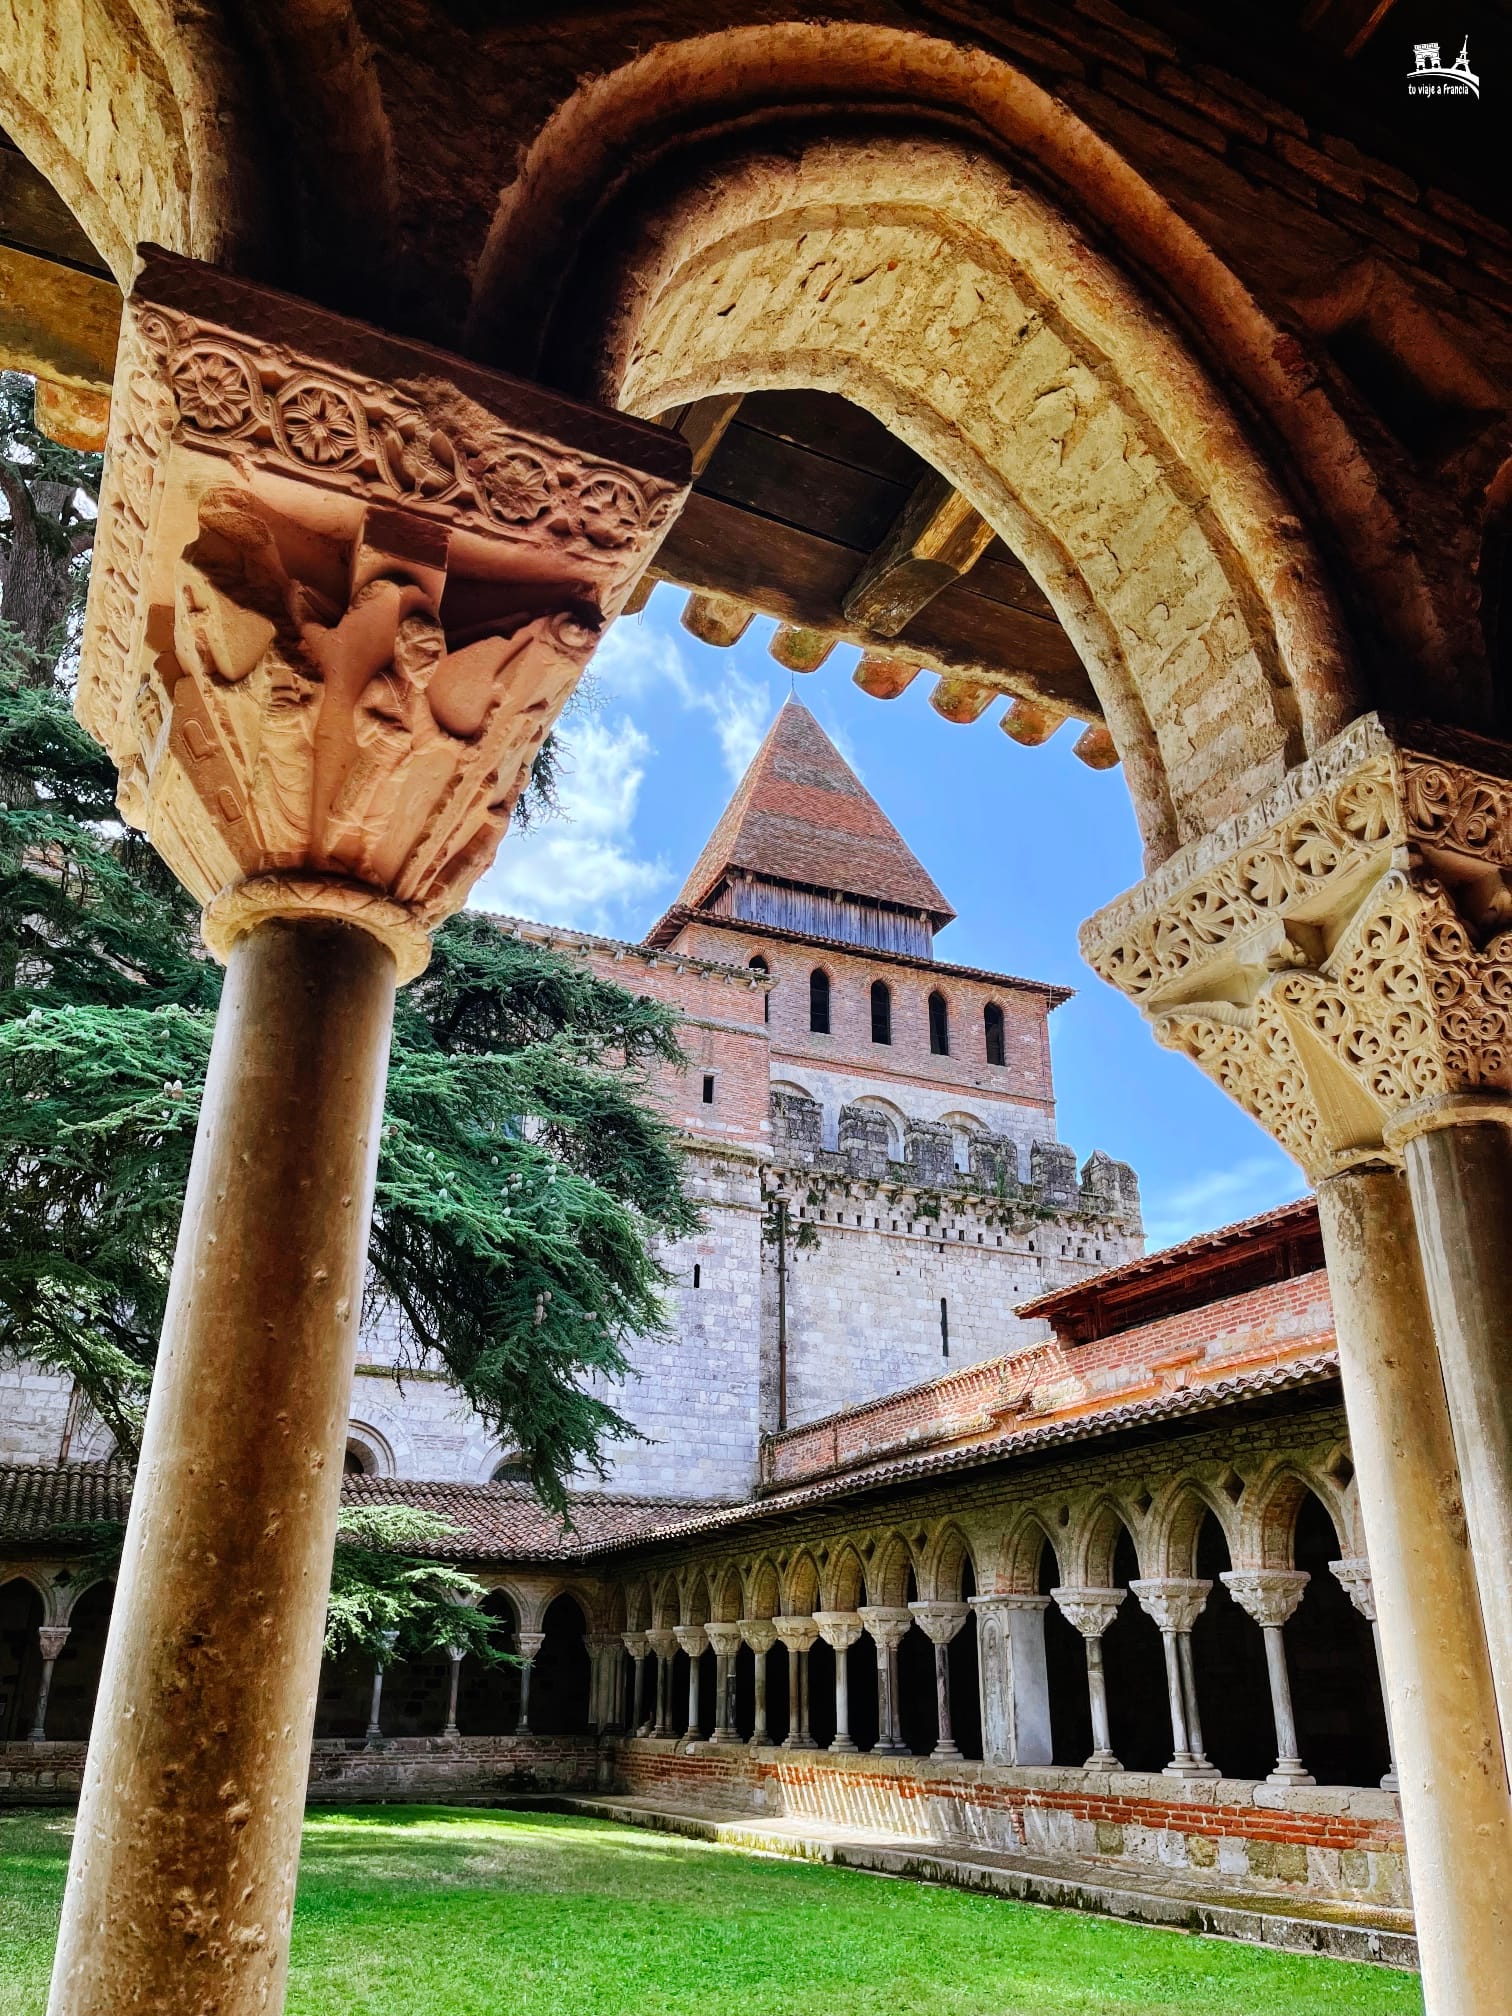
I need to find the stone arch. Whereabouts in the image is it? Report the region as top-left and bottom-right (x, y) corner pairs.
(1146, 1477), (1239, 1579)
(680, 1568), (711, 1627)
(623, 1577), (651, 1633)
(650, 1572), (682, 1631)
(47, 1576), (116, 1742)
(922, 1521), (978, 1602)
(940, 1109), (988, 1175)
(995, 1509), (1060, 1597)
(744, 1557), (780, 1621)
(850, 1095), (906, 1161)
(558, 131), (1363, 861)
(782, 1550), (820, 1616)
(0, 1562), (65, 1625)
(1241, 1460), (1357, 1573)
(820, 1543), (866, 1613)
(342, 1419), (397, 1478)
(866, 1531), (916, 1606)
(707, 1561), (742, 1624)
(1071, 1497), (1144, 1589)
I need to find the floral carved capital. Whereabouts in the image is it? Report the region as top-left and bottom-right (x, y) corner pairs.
(1081, 716), (1512, 1177)
(908, 1601), (968, 1646)
(79, 249), (688, 979)
(1050, 1587), (1126, 1640)
(1219, 1569), (1310, 1629)
(738, 1618), (779, 1656)
(1129, 1576), (1211, 1634)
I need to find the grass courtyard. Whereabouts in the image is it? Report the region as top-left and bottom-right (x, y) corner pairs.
(0, 1805), (1422, 2016)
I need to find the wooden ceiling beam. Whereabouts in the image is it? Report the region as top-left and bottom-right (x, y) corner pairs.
(841, 471), (998, 636)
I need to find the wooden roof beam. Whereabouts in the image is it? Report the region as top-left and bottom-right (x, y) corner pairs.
(842, 471), (997, 637)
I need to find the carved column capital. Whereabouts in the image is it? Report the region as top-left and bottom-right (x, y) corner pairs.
(583, 1633), (620, 1658)
(36, 1626), (70, 1662)
(621, 1631), (650, 1660)
(1051, 1586), (1126, 1639)
(644, 1628), (678, 1662)
(738, 1617), (778, 1655)
(1220, 1569), (1310, 1629)
(672, 1623), (709, 1659)
(858, 1604), (914, 1649)
(1129, 1577), (1211, 1634)
(812, 1609), (864, 1652)
(1330, 1557), (1378, 1623)
(1081, 715), (1512, 1179)
(772, 1614), (819, 1653)
(704, 1622), (744, 1660)
(81, 249), (688, 979)
(908, 1600), (968, 1646)
(515, 1629), (546, 1662)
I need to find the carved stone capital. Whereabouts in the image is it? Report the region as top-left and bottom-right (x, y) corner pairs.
(1051, 1586), (1126, 1640)
(812, 1609), (864, 1652)
(858, 1604), (914, 1649)
(36, 1626), (70, 1662)
(1129, 1577), (1211, 1634)
(704, 1622), (744, 1659)
(583, 1633), (621, 1658)
(1330, 1557), (1378, 1624)
(644, 1628), (678, 1662)
(772, 1614), (819, 1653)
(908, 1600), (968, 1646)
(621, 1631), (650, 1660)
(81, 249), (688, 978)
(515, 1629), (546, 1662)
(672, 1623), (709, 1659)
(1220, 1568), (1310, 1629)
(738, 1618), (779, 1656)
(1081, 715), (1512, 1179)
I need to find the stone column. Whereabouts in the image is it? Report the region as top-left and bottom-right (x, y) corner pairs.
(740, 1620), (778, 1746)
(1051, 1588), (1125, 1770)
(1130, 1580), (1216, 1778)
(582, 1633), (618, 1733)
(705, 1624), (744, 1744)
(1397, 1103), (1512, 1747)
(970, 1593), (1052, 1766)
(859, 1606), (913, 1756)
(442, 1645), (465, 1741)
(622, 1632), (650, 1736)
(28, 1626), (70, 1744)
(46, 251), (688, 2016)
(774, 1616), (818, 1750)
(645, 1629), (677, 1737)
(1221, 1571), (1313, 1785)
(366, 1629), (400, 1746)
(1329, 1559), (1399, 1790)
(514, 1629), (545, 1735)
(909, 1601), (967, 1761)
(813, 1611), (863, 1754)
(673, 1624), (708, 1743)
(1082, 715), (1512, 2012)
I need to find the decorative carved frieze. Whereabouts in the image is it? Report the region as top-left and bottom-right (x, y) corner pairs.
(1081, 715), (1512, 1177)
(80, 249), (689, 979)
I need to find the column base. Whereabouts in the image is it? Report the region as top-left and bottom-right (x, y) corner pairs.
(872, 1738), (910, 1756)
(681, 1729), (702, 1745)
(1084, 1749), (1122, 1771)
(829, 1736), (859, 1754)
(782, 1734), (818, 1751)
(1266, 1761), (1316, 1786)
(1163, 1757), (1220, 1780)
(709, 1731), (743, 1747)
(1381, 1770), (1401, 1792)
(750, 1729), (770, 1748)
(931, 1740), (963, 1762)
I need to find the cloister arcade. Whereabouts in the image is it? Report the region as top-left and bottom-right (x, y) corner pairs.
(3, 4), (1511, 2011)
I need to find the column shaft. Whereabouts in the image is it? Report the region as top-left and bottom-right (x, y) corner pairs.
(832, 1650), (854, 1753)
(47, 920), (394, 2016)
(1085, 1637), (1115, 1767)
(1159, 1632), (1191, 1766)
(517, 1660), (534, 1734)
(1175, 1632), (1214, 1773)
(444, 1653), (463, 1739)
(799, 1649), (812, 1746)
(632, 1656), (646, 1733)
(1261, 1626), (1309, 1782)
(753, 1651), (768, 1744)
(1404, 1120), (1512, 1744)
(1318, 1167), (1512, 2014)
(933, 1643), (957, 1759)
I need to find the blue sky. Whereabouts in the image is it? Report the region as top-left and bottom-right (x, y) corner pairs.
(470, 585), (1307, 1252)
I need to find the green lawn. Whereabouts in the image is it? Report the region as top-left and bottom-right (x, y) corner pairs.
(0, 1805), (1422, 2016)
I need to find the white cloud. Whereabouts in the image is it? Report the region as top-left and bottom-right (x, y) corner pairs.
(599, 609), (773, 783)
(1140, 1155), (1307, 1254)
(471, 715), (673, 935)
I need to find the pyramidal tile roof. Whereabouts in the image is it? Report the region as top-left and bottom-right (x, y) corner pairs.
(674, 699), (955, 925)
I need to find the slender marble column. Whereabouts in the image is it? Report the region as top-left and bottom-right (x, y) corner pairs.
(909, 1602), (967, 1761)
(774, 1617), (818, 1750)
(442, 1646), (464, 1740)
(859, 1606), (913, 1756)
(28, 1626), (69, 1744)
(1399, 1105), (1512, 1749)
(645, 1629), (677, 1737)
(1328, 1561), (1399, 1790)
(366, 1629), (400, 1746)
(673, 1624), (708, 1742)
(813, 1612), (863, 1753)
(515, 1629), (545, 1734)
(1221, 1571), (1313, 1785)
(705, 1624), (744, 1744)
(740, 1620), (778, 1746)
(622, 1632), (650, 1736)
(1317, 1167), (1512, 2015)
(1130, 1580), (1216, 1778)
(1051, 1588), (1125, 1769)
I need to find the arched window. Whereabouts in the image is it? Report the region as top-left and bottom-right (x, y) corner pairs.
(984, 1001), (1006, 1066)
(491, 1455), (530, 1484)
(870, 979), (892, 1045)
(928, 990), (949, 1056)
(809, 968), (831, 1034)
(749, 955), (770, 1024)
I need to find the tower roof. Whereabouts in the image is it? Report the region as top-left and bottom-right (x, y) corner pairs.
(673, 699), (955, 928)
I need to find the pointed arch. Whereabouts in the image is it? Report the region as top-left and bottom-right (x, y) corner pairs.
(866, 1531), (917, 1607)
(1074, 1498), (1144, 1589)
(995, 1509), (1060, 1597)
(820, 1543), (865, 1613)
(782, 1550), (820, 1616)
(922, 1522), (979, 1602)
(1146, 1476), (1240, 1579)
(745, 1557), (780, 1621)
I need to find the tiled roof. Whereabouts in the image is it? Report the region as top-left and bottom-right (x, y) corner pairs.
(0, 1460), (134, 1543)
(337, 1477), (720, 1562)
(672, 700), (955, 925)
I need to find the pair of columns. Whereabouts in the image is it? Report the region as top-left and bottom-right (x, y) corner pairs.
(1082, 716), (1512, 2011)
(23, 1624), (70, 1743)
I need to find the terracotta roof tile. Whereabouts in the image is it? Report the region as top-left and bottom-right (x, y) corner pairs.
(673, 700), (954, 925)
